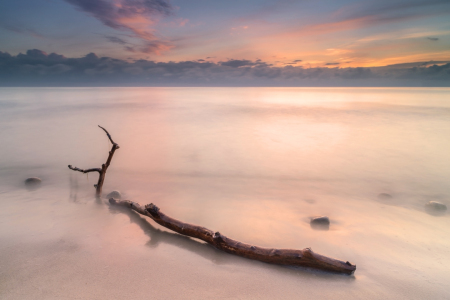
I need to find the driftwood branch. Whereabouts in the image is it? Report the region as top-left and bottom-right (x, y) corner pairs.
(109, 198), (356, 275)
(68, 125), (119, 196)
(69, 127), (356, 274)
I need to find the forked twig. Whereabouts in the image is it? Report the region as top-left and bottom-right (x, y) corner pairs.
(68, 125), (119, 196)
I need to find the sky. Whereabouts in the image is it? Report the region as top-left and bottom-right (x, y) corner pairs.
(1, 0), (450, 86)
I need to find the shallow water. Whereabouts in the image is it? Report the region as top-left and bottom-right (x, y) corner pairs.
(0, 87), (449, 299)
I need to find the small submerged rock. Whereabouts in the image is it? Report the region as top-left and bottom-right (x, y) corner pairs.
(310, 216), (330, 230)
(107, 190), (122, 200)
(25, 177), (41, 185)
(378, 193), (393, 200)
(24, 177), (42, 190)
(425, 201), (447, 212)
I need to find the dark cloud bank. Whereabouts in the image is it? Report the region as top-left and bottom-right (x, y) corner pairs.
(1, 49), (449, 87)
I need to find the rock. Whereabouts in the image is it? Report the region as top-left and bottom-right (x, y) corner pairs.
(24, 177), (42, 190)
(378, 193), (392, 200)
(425, 201), (447, 212)
(25, 177), (41, 185)
(311, 216), (330, 225)
(107, 190), (122, 200)
(310, 216), (330, 230)
(25, 177), (42, 186)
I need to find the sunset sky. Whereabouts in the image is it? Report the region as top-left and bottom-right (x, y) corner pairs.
(1, 0), (450, 67)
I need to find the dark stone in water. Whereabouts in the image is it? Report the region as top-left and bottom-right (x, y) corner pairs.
(24, 177), (42, 190)
(310, 216), (330, 230)
(425, 201), (447, 212)
(25, 177), (41, 185)
(378, 193), (392, 200)
(107, 190), (122, 200)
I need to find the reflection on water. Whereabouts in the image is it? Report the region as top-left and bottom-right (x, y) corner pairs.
(109, 204), (233, 265)
(107, 203), (354, 281)
(0, 87), (449, 299)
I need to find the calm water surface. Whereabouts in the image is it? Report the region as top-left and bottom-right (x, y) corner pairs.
(0, 87), (449, 299)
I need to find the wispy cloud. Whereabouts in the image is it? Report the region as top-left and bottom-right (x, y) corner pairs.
(284, 59), (302, 65)
(134, 40), (172, 54)
(106, 36), (127, 45)
(0, 21), (45, 38)
(65, 0), (174, 53)
(427, 37), (439, 41)
(280, 0), (450, 38)
(335, 0), (450, 27)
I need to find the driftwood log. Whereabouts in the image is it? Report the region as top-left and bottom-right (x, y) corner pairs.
(69, 126), (356, 275)
(110, 198), (356, 274)
(68, 125), (119, 196)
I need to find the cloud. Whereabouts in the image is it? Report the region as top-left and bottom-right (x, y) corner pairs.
(325, 62), (340, 65)
(427, 37), (439, 41)
(220, 59), (270, 68)
(286, 0), (450, 38)
(65, 0), (173, 30)
(340, 0), (450, 26)
(220, 59), (256, 68)
(65, 0), (174, 53)
(106, 36), (128, 45)
(0, 21), (44, 38)
(140, 40), (172, 54)
(1, 49), (449, 87)
(285, 60), (303, 65)
(123, 40), (171, 54)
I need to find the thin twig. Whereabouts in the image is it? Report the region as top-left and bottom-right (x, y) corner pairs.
(98, 125), (119, 148)
(68, 165), (101, 173)
(68, 126), (120, 196)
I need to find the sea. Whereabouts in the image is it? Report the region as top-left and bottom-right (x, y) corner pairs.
(0, 87), (449, 299)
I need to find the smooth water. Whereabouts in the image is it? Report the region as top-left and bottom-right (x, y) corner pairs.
(0, 87), (449, 299)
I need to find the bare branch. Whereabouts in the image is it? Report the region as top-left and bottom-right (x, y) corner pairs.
(68, 165), (101, 173)
(98, 125), (119, 148)
(109, 198), (356, 275)
(68, 127), (120, 196)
